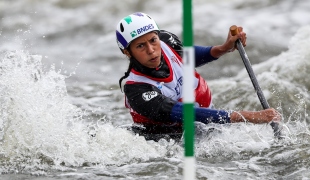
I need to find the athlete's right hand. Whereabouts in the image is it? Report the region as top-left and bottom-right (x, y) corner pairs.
(230, 108), (282, 124)
(258, 108), (282, 123)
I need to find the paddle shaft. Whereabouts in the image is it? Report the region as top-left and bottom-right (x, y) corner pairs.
(230, 25), (281, 137)
(235, 40), (270, 108)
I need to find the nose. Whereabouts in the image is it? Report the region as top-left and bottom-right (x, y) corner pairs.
(146, 43), (155, 54)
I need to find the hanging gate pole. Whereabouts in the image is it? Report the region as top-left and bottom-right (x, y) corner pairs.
(182, 0), (196, 179)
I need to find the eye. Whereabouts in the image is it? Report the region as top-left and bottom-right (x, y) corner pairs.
(151, 37), (157, 43)
(136, 44), (144, 49)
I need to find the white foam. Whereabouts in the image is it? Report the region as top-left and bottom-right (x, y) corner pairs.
(0, 51), (174, 173)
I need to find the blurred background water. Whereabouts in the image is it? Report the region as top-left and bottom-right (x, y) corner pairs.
(0, 0), (310, 179)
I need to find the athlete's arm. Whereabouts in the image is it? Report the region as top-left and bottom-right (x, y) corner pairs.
(124, 83), (176, 122)
(170, 104), (279, 124)
(124, 83), (231, 124)
(170, 102), (231, 124)
(209, 45), (232, 59)
(194, 46), (218, 67)
(230, 109), (281, 124)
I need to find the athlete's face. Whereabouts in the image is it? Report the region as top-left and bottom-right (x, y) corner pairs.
(127, 32), (161, 68)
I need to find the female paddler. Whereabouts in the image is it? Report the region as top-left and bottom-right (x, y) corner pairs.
(115, 12), (281, 141)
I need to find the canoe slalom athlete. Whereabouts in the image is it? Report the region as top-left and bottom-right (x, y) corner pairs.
(115, 12), (281, 141)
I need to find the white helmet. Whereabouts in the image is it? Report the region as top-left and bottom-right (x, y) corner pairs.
(116, 12), (160, 52)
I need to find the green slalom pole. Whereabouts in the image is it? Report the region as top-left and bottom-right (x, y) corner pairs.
(182, 0), (195, 179)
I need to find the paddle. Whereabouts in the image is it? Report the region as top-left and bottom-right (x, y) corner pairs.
(230, 25), (282, 138)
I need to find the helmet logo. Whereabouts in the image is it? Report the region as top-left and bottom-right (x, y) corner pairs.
(137, 24), (154, 35)
(124, 16), (132, 24)
(133, 12), (144, 17)
(130, 30), (137, 38)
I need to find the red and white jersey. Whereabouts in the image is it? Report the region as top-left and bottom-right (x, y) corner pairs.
(125, 41), (212, 112)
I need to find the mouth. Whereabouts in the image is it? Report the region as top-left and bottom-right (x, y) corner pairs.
(150, 56), (159, 62)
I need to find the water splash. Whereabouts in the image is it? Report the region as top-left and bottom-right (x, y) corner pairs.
(0, 51), (171, 175)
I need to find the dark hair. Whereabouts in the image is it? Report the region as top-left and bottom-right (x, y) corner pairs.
(119, 46), (136, 92)
(119, 59), (133, 92)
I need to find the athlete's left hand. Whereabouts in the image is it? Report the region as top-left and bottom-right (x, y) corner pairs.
(225, 26), (247, 52)
(209, 26), (247, 58)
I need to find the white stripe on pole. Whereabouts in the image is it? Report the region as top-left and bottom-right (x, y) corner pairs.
(182, 47), (195, 103)
(184, 157), (196, 180)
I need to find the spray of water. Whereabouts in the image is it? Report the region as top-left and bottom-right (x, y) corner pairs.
(0, 51), (174, 175)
